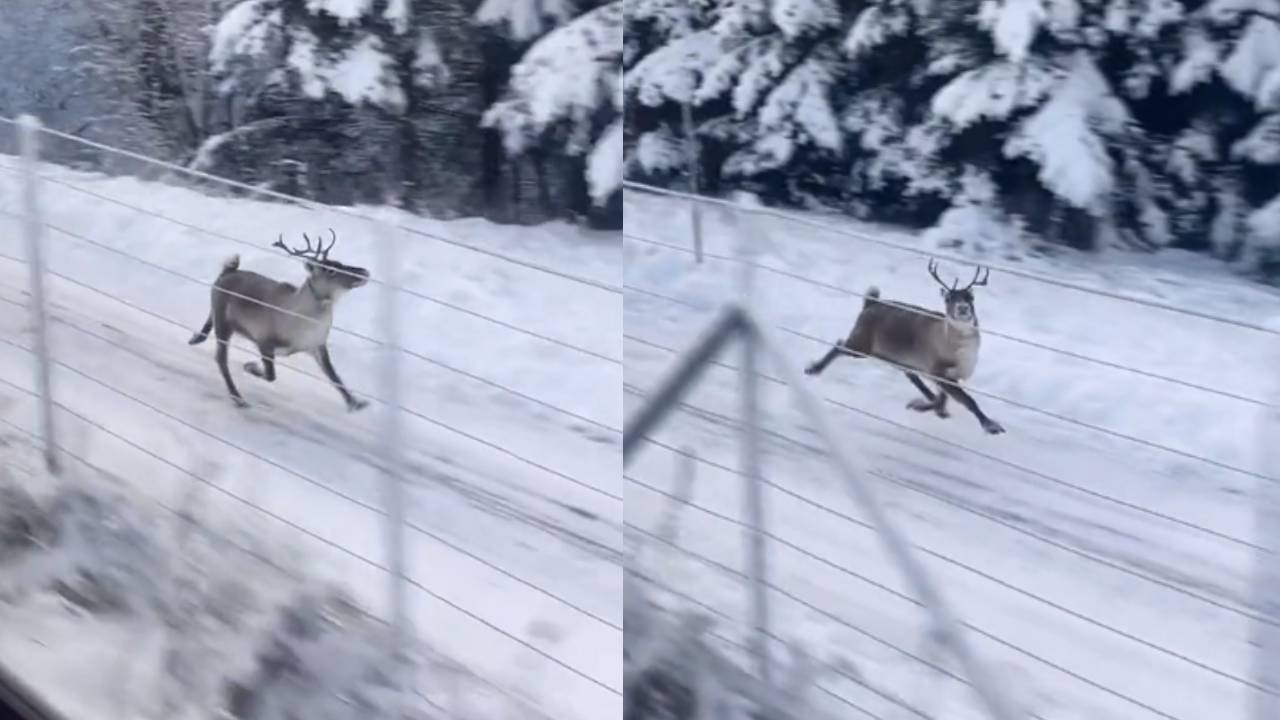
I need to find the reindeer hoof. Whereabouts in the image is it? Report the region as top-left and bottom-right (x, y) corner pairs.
(231, 397), (249, 409)
(244, 361), (264, 378)
(188, 333), (207, 346)
(906, 398), (934, 413)
(347, 399), (369, 412)
(982, 419), (1005, 435)
(803, 365), (817, 376)
(935, 406), (951, 419)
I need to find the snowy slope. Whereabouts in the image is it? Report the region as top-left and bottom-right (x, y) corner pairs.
(623, 189), (1280, 720)
(0, 156), (622, 720)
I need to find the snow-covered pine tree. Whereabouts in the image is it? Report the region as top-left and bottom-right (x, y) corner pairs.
(623, 0), (717, 187)
(706, 0), (847, 203)
(479, 0), (623, 224)
(839, 0), (964, 224)
(200, 0), (452, 207)
(1201, 1), (1280, 274)
(909, 0), (1137, 252)
(0, 0), (216, 166)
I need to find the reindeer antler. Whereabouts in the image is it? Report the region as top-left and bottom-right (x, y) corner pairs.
(320, 228), (337, 260)
(928, 259), (990, 292)
(962, 265), (990, 290)
(927, 259), (956, 290)
(273, 232), (327, 260)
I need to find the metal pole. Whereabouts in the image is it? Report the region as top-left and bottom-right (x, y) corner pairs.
(752, 320), (1022, 720)
(1251, 390), (1280, 720)
(733, 196), (772, 695)
(378, 228), (409, 710)
(741, 320), (771, 689)
(681, 102), (704, 264)
(18, 115), (57, 475)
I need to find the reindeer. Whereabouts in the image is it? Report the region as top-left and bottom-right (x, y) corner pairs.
(188, 229), (371, 412)
(804, 260), (1005, 435)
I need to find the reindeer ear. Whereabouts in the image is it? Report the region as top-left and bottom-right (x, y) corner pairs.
(939, 287), (947, 298)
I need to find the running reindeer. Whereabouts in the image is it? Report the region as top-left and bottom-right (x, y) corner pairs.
(804, 260), (1005, 435)
(188, 229), (371, 411)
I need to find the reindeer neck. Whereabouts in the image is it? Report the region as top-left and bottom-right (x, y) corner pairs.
(945, 317), (980, 339)
(291, 279), (336, 312)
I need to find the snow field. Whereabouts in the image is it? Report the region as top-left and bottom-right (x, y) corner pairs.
(0, 149), (622, 720)
(623, 188), (1280, 720)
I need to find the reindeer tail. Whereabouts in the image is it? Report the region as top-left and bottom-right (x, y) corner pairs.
(863, 286), (880, 306)
(220, 254), (240, 276)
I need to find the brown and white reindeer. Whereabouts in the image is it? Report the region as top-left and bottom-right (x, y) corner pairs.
(804, 260), (1005, 435)
(188, 229), (371, 412)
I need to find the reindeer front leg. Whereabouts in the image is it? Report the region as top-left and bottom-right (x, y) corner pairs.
(314, 345), (368, 412)
(904, 372), (949, 418)
(938, 383), (1003, 435)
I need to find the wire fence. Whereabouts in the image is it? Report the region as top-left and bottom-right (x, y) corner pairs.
(0, 115), (621, 720)
(620, 182), (1280, 720)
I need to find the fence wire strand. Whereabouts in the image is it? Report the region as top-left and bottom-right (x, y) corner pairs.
(0, 319), (623, 633)
(0, 168), (622, 366)
(0, 371), (619, 697)
(629, 521), (1193, 720)
(624, 281), (1275, 485)
(0, 244), (618, 436)
(622, 181), (1280, 338)
(0, 415), (563, 720)
(624, 472), (1269, 694)
(622, 329), (1262, 552)
(624, 380), (1270, 628)
(0, 253), (621, 504)
(0, 117), (621, 295)
(624, 231), (1269, 408)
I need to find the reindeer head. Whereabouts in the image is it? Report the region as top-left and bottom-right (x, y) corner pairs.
(273, 229), (370, 297)
(928, 259), (989, 326)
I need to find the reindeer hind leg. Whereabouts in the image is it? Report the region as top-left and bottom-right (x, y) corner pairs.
(212, 308), (247, 408)
(805, 343), (844, 376)
(245, 343), (277, 382)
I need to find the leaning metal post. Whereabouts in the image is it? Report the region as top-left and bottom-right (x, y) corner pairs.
(622, 307), (746, 462)
(18, 115), (57, 474)
(750, 315), (1022, 720)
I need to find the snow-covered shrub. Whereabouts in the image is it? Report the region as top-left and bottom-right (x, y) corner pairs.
(0, 434), (429, 719)
(0, 474), (169, 615)
(624, 572), (840, 720)
(225, 587), (426, 720)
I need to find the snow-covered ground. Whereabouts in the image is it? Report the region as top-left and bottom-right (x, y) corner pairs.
(623, 189), (1280, 720)
(0, 155), (622, 719)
